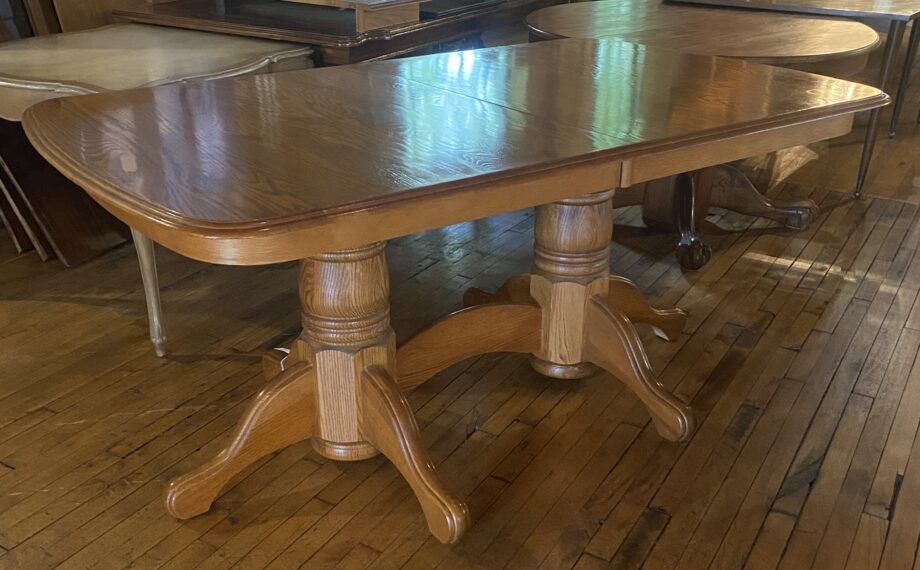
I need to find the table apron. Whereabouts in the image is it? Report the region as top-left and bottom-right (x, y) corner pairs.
(621, 113), (854, 185)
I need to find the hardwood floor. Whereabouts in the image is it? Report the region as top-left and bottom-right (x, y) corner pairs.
(0, 23), (919, 570)
(0, 178), (919, 568)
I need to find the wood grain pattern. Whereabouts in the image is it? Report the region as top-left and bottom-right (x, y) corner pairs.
(670, 0), (919, 189)
(608, 275), (688, 341)
(396, 303), (543, 391)
(167, 242), (471, 543)
(0, 23), (312, 121)
(0, 23), (313, 265)
(164, 360), (316, 519)
(674, 0), (920, 21)
(22, 39), (886, 265)
(584, 296), (695, 441)
(295, 244), (393, 461)
(454, 191), (693, 439)
(463, 272), (535, 307)
(3, 181), (920, 566)
(531, 191), (614, 375)
(464, 273), (688, 341)
(358, 365), (470, 544)
(526, 0), (880, 64)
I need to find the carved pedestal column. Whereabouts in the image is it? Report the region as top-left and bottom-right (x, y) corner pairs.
(293, 244), (393, 461)
(166, 243), (469, 544)
(529, 190), (614, 379)
(449, 190), (694, 440)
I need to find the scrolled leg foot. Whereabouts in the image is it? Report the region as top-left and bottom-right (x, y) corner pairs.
(583, 297), (695, 442)
(677, 237), (712, 271)
(164, 362), (315, 519)
(359, 366), (470, 544)
(607, 276), (687, 341)
(709, 165), (818, 230)
(674, 171), (712, 271)
(462, 273), (535, 307)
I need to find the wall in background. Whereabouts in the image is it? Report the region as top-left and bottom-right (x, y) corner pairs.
(0, 0), (33, 37)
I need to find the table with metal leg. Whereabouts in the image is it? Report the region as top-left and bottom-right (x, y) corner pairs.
(669, 0), (920, 196)
(0, 24), (313, 355)
(889, 21), (920, 136)
(857, 19), (906, 197)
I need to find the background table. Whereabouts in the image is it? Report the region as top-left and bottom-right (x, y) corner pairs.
(22, 39), (885, 542)
(526, 0), (880, 268)
(671, 0), (920, 195)
(113, 0), (549, 65)
(0, 22), (312, 356)
(526, 0), (879, 65)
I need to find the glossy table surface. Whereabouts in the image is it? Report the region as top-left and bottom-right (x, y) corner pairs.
(526, 0), (880, 64)
(0, 23), (311, 122)
(0, 24), (309, 93)
(23, 39), (885, 263)
(671, 0), (920, 20)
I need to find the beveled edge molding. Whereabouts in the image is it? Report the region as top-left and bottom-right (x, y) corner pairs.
(21, 80), (886, 266)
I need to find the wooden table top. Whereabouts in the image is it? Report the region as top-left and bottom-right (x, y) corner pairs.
(671, 0), (920, 21)
(526, 0), (880, 64)
(0, 23), (311, 121)
(23, 39), (885, 264)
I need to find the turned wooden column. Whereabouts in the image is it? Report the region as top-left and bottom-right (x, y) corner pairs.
(166, 242), (469, 543)
(292, 243), (394, 461)
(530, 189), (614, 379)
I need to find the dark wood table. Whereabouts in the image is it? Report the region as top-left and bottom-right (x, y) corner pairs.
(670, 0), (920, 196)
(113, 0), (550, 65)
(22, 38), (885, 543)
(526, 0), (880, 268)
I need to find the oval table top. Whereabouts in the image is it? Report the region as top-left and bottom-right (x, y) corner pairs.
(525, 0), (880, 65)
(0, 23), (312, 121)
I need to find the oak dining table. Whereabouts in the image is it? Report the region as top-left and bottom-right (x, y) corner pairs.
(21, 39), (886, 543)
(525, 0), (880, 268)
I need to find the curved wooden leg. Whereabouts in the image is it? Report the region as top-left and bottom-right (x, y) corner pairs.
(583, 297), (694, 442)
(462, 273), (535, 307)
(396, 303), (542, 391)
(164, 361), (315, 519)
(607, 276), (687, 342)
(709, 165), (818, 231)
(359, 366), (470, 544)
(132, 229), (167, 357)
